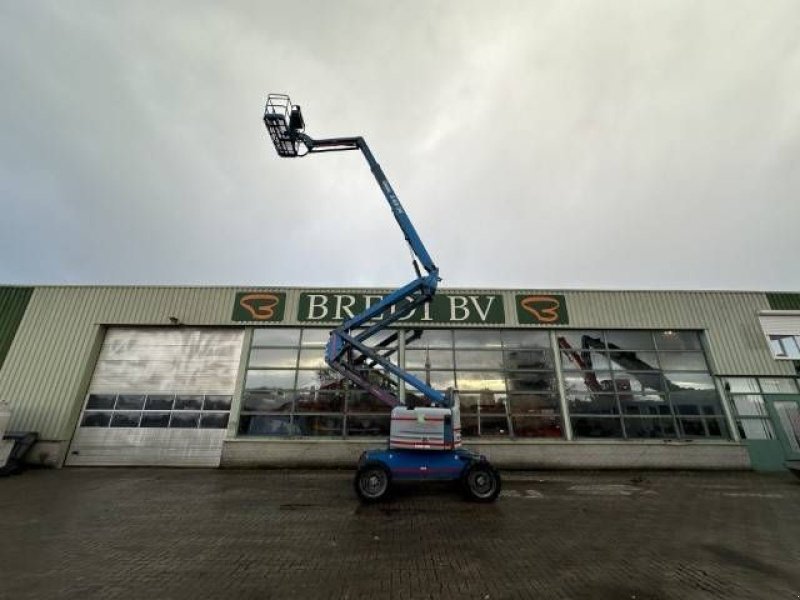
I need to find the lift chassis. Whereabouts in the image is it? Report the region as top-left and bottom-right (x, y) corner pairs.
(263, 94), (500, 503)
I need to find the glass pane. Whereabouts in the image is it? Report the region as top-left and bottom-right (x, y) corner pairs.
(145, 395), (174, 411)
(609, 350), (660, 371)
(678, 418), (724, 438)
(571, 417), (624, 438)
(507, 393), (560, 415)
(758, 378), (799, 394)
(346, 415), (390, 437)
(174, 395), (203, 410)
(301, 329), (330, 346)
(348, 391), (392, 413)
(405, 349), (454, 369)
(567, 393), (618, 415)
(562, 371), (615, 394)
(624, 418), (677, 438)
(200, 413), (229, 429)
(461, 415), (479, 437)
(511, 416), (563, 438)
(453, 329), (502, 348)
(505, 349), (553, 370)
(241, 391), (293, 412)
(458, 394), (479, 414)
(477, 393), (508, 415)
(238, 414), (292, 436)
(768, 335), (800, 359)
(296, 368), (343, 391)
(506, 371), (557, 392)
(140, 412), (171, 428)
(654, 331), (702, 351)
(248, 348), (298, 369)
(657, 352), (708, 371)
(408, 370), (456, 391)
(480, 417), (510, 436)
(671, 388), (722, 416)
(86, 394), (116, 410)
(502, 330), (550, 348)
(737, 418), (775, 440)
(294, 415), (343, 436)
(252, 328), (301, 347)
(110, 412), (141, 427)
(613, 371), (666, 393)
(560, 350), (612, 371)
(604, 330), (655, 351)
(170, 412), (200, 428)
(454, 350), (505, 370)
(116, 395), (145, 410)
(294, 391), (345, 413)
(245, 369), (297, 391)
(555, 331), (604, 352)
(408, 329), (452, 348)
(297, 348), (326, 369)
(456, 371), (506, 392)
(723, 377), (759, 394)
(619, 393), (670, 416)
(732, 394), (767, 417)
(665, 372), (715, 390)
(81, 412), (111, 427)
(203, 395), (232, 411)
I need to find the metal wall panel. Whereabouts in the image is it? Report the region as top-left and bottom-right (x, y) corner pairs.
(0, 286), (33, 371)
(89, 328), (243, 394)
(759, 314), (800, 335)
(67, 429), (227, 467)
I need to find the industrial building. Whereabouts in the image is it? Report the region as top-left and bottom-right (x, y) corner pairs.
(1, 285), (798, 471)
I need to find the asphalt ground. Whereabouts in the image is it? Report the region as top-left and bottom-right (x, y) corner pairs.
(0, 468), (798, 600)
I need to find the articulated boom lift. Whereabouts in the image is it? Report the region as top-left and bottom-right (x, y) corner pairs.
(263, 94), (500, 502)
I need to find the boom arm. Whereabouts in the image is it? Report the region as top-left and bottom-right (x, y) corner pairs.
(263, 94), (449, 408)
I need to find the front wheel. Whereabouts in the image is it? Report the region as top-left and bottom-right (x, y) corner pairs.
(354, 462), (392, 503)
(462, 463), (501, 502)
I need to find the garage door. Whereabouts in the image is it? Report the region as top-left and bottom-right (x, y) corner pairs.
(67, 327), (244, 467)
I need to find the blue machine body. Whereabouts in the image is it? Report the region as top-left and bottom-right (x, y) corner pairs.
(359, 447), (487, 482)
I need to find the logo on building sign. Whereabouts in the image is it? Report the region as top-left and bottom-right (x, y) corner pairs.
(297, 292), (504, 325)
(232, 292), (286, 322)
(515, 294), (569, 325)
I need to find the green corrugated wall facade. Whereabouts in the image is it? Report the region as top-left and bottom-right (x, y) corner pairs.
(0, 286), (33, 371)
(767, 293), (800, 310)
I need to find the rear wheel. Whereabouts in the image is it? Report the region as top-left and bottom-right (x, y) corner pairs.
(354, 463), (392, 503)
(462, 463), (501, 502)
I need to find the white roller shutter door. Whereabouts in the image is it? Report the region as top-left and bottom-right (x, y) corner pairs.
(67, 327), (244, 467)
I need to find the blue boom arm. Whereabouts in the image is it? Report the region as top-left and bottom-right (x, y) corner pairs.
(263, 95), (448, 408)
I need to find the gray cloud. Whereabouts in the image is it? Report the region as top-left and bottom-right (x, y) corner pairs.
(1, 1), (798, 290)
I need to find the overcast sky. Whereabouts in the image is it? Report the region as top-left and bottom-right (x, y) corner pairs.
(1, 1), (798, 291)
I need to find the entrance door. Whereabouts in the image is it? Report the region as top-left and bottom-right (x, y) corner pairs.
(764, 395), (800, 465)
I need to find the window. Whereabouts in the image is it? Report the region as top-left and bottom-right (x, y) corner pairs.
(724, 377), (800, 440)
(558, 330), (727, 440)
(79, 393), (232, 430)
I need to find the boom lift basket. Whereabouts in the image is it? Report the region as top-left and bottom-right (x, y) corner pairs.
(264, 94), (305, 157)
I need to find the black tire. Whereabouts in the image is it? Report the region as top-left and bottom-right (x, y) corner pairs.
(354, 462), (392, 503)
(462, 462), (501, 502)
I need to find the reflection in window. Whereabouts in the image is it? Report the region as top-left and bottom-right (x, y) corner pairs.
(767, 335), (800, 360)
(170, 412), (200, 428)
(346, 415), (390, 437)
(405, 349), (454, 369)
(174, 395), (203, 411)
(252, 328), (301, 347)
(245, 369), (297, 391)
(200, 413), (229, 429)
(456, 371), (506, 392)
(116, 395), (145, 410)
(624, 418), (677, 438)
(145, 395), (174, 411)
(511, 416), (562, 438)
(238, 414), (292, 436)
(82, 412), (111, 427)
(87, 394), (116, 410)
(141, 412), (171, 428)
(249, 348), (299, 369)
(453, 329), (502, 348)
(293, 415), (343, 436)
(571, 417), (624, 438)
(111, 412), (141, 427)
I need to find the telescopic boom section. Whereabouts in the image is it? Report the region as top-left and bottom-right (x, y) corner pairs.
(263, 94), (448, 408)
